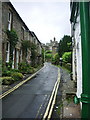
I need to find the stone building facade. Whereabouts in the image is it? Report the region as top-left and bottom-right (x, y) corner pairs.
(2, 1), (42, 69)
(46, 37), (58, 55)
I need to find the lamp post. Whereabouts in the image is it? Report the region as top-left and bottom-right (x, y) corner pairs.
(60, 57), (62, 66)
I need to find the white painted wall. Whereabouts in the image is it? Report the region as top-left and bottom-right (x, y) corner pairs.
(74, 15), (82, 98)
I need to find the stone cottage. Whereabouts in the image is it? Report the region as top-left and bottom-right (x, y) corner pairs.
(2, 1), (42, 69)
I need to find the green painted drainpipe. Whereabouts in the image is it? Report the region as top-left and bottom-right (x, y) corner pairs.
(79, 2), (90, 118)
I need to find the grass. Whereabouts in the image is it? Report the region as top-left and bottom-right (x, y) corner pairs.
(53, 64), (71, 73)
(66, 97), (73, 104)
(56, 102), (63, 115)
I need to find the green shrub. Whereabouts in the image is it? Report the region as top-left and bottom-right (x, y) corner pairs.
(18, 62), (35, 74)
(45, 53), (52, 61)
(45, 50), (52, 54)
(62, 52), (72, 63)
(2, 69), (11, 76)
(2, 68), (19, 77)
(1, 77), (14, 85)
(52, 53), (60, 65)
(10, 69), (19, 72)
(11, 72), (23, 81)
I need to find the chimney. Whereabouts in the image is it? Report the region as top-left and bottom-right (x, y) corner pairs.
(54, 37), (56, 41)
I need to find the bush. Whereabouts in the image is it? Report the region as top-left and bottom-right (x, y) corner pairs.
(10, 69), (19, 72)
(45, 53), (52, 61)
(2, 70), (11, 77)
(2, 68), (19, 77)
(18, 62), (35, 74)
(11, 72), (23, 81)
(52, 53), (60, 65)
(1, 77), (14, 85)
(62, 52), (72, 63)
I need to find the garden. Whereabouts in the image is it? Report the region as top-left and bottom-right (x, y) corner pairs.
(1, 62), (43, 86)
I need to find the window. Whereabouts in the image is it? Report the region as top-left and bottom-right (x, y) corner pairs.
(16, 49), (19, 69)
(8, 11), (12, 31)
(6, 42), (10, 62)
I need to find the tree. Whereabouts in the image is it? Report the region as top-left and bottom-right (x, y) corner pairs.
(58, 35), (72, 57)
(42, 48), (45, 63)
(45, 50), (52, 62)
(45, 53), (52, 61)
(62, 52), (72, 63)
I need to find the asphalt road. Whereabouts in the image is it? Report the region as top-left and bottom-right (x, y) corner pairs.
(2, 63), (58, 119)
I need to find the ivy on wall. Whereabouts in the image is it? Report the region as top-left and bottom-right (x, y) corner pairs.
(21, 40), (31, 62)
(21, 40), (38, 66)
(6, 30), (18, 67)
(30, 42), (38, 66)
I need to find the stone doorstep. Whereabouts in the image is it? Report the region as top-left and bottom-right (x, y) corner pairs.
(63, 103), (81, 118)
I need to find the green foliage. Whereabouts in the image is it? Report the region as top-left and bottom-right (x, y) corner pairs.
(11, 72), (23, 81)
(6, 62), (13, 70)
(30, 43), (38, 66)
(18, 62), (35, 74)
(42, 48), (45, 63)
(58, 35), (72, 57)
(52, 53), (60, 65)
(21, 40), (30, 52)
(62, 52), (72, 63)
(45, 50), (52, 54)
(45, 53), (52, 61)
(6, 30), (18, 48)
(6, 30), (18, 68)
(21, 40), (31, 62)
(2, 66), (19, 77)
(1, 77), (14, 85)
(2, 70), (11, 77)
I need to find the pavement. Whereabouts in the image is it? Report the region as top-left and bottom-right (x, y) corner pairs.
(50, 66), (81, 119)
(60, 67), (81, 118)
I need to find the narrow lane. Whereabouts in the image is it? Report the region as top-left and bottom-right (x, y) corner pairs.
(2, 63), (58, 119)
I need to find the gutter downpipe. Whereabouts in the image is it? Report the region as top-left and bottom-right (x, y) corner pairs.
(79, 2), (90, 118)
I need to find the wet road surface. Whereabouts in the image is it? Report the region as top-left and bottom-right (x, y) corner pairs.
(2, 63), (58, 119)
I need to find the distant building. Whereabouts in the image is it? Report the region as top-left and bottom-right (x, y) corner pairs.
(45, 37), (58, 55)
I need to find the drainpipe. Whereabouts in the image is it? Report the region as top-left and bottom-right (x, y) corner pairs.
(79, 2), (90, 118)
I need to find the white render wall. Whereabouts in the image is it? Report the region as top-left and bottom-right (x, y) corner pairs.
(74, 15), (82, 98)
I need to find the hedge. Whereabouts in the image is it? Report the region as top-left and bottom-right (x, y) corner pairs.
(11, 72), (23, 81)
(1, 77), (14, 85)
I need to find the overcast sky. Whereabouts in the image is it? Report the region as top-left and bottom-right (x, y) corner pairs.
(10, 1), (71, 44)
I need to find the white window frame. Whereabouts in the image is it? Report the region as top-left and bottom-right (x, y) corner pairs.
(16, 49), (19, 69)
(6, 42), (10, 63)
(12, 49), (15, 69)
(8, 11), (12, 31)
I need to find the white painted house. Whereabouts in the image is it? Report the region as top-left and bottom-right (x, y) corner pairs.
(70, 2), (82, 104)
